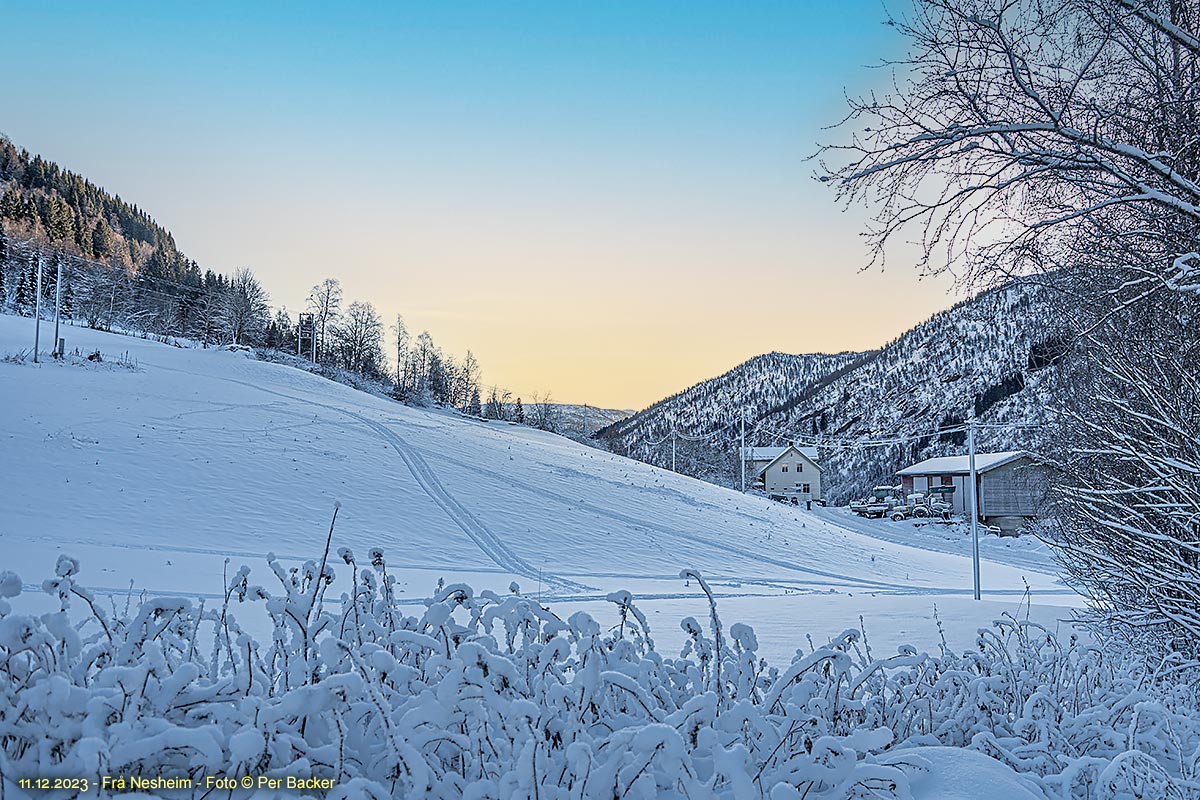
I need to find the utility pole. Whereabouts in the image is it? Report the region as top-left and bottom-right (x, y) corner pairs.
(968, 409), (981, 601)
(740, 411), (746, 492)
(671, 426), (677, 473)
(52, 257), (63, 358)
(33, 254), (43, 363)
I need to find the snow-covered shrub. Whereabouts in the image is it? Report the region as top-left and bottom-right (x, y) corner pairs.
(2, 553), (1198, 798)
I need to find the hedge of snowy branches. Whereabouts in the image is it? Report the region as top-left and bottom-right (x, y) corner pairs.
(2, 548), (1199, 799)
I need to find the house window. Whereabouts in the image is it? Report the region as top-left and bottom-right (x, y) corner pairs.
(781, 464), (789, 473)
(802, 483), (811, 494)
(795, 463), (803, 472)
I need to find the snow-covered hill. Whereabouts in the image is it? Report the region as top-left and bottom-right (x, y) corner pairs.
(599, 281), (1061, 502)
(0, 314), (1077, 663)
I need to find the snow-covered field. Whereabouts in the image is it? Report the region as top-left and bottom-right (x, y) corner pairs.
(0, 314), (1081, 662)
(808, 505), (1059, 577)
(9, 315), (1200, 800)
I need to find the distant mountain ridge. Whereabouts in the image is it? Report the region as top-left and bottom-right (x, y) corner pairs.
(551, 404), (634, 442)
(598, 281), (1062, 502)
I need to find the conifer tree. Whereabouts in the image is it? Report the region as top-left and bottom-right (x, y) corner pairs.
(268, 309), (294, 351)
(60, 280), (73, 318)
(91, 219), (114, 258)
(514, 398), (525, 424)
(0, 228), (6, 303)
(14, 257), (33, 313)
(0, 189), (19, 219)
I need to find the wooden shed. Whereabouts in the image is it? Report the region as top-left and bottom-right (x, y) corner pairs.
(896, 451), (1047, 533)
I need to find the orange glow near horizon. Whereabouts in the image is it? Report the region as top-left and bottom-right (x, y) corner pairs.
(0, 1), (964, 409)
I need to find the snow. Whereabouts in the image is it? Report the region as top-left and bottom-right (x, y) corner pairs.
(739, 445), (819, 463)
(808, 505), (1059, 576)
(3, 314), (1198, 798)
(0, 314), (1082, 664)
(876, 747), (1050, 800)
(896, 451), (1029, 475)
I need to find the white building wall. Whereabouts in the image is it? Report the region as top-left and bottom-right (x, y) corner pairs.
(761, 450), (823, 500)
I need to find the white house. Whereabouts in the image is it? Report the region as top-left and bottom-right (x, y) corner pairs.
(897, 450), (1047, 532)
(739, 445), (823, 501)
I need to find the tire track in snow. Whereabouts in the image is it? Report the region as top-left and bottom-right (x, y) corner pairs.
(154, 365), (590, 593)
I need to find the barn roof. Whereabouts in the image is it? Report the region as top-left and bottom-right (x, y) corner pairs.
(897, 451), (1030, 476)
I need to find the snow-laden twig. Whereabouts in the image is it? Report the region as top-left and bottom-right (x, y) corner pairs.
(2, 550), (1199, 797)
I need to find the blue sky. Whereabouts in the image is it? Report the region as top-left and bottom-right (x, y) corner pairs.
(1, 1), (953, 407)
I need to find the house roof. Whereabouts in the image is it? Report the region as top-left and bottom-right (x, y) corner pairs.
(740, 444), (822, 476)
(740, 445), (819, 464)
(739, 446), (789, 462)
(897, 451), (1030, 476)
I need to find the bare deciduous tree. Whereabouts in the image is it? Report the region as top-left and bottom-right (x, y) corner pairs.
(330, 300), (384, 375)
(530, 391), (560, 432)
(823, 0), (1200, 291)
(392, 314), (409, 388)
(219, 267), (270, 345)
(824, 0), (1200, 650)
(306, 278), (342, 363)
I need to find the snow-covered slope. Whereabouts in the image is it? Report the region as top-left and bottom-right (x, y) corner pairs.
(600, 281), (1062, 502)
(0, 314), (1078, 662)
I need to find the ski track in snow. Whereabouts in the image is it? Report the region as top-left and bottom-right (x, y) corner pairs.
(432, 451), (953, 595)
(426, 449), (1075, 597)
(23, 364), (1065, 600)
(0, 316), (1082, 642)
(153, 365), (593, 594)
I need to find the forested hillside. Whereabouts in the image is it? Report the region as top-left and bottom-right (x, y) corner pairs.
(0, 135), (271, 347)
(599, 281), (1065, 501)
(597, 351), (864, 485)
(0, 137), (497, 416)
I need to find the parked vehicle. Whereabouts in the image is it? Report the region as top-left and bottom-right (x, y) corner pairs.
(878, 492), (957, 523)
(850, 499), (891, 518)
(850, 485), (902, 518)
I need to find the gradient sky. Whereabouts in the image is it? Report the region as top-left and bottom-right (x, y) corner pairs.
(1, 1), (957, 409)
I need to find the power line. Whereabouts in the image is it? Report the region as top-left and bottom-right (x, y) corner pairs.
(754, 423), (971, 449)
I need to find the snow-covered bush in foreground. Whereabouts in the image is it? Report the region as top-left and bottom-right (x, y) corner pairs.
(1, 553), (1198, 799)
